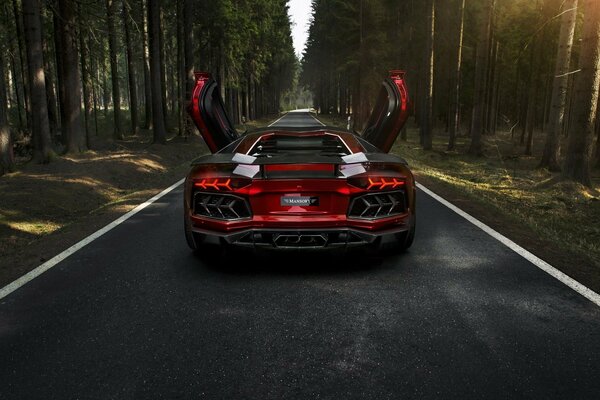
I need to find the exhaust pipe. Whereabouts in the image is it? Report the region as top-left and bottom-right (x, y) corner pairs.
(273, 234), (328, 248)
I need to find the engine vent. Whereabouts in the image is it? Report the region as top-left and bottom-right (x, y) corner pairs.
(250, 135), (350, 157)
(193, 192), (251, 220)
(348, 191), (406, 219)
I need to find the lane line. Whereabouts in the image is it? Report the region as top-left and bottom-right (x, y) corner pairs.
(0, 178), (185, 301)
(310, 113), (326, 126)
(268, 113), (288, 127)
(417, 183), (600, 307)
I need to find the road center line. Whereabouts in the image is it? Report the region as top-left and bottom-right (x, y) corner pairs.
(0, 178), (185, 301)
(417, 183), (600, 307)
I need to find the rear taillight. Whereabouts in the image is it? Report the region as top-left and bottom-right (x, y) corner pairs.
(348, 176), (405, 190)
(193, 177), (251, 191)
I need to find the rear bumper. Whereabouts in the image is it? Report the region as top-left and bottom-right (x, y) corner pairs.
(189, 225), (411, 252)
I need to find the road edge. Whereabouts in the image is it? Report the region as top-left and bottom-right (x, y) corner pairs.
(417, 183), (600, 307)
(0, 178), (185, 301)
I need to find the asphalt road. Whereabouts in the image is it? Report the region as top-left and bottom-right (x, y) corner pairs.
(1, 112), (600, 399)
(270, 109), (325, 127)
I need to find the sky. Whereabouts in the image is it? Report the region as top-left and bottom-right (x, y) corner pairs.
(288, 0), (313, 58)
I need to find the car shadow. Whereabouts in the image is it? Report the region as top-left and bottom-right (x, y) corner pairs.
(193, 248), (393, 277)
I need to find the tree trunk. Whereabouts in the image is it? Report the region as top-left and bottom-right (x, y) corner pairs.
(23, 0), (52, 163)
(7, 47), (25, 132)
(43, 19), (59, 141)
(99, 38), (109, 116)
(58, 0), (86, 153)
(89, 34), (100, 136)
(421, 0), (435, 150)
(141, 0), (152, 129)
(148, 0), (166, 144)
(123, 0), (139, 135)
(540, 0), (578, 171)
(12, 0), (30, 133)
(448, 0), (465, 150)
(0, 46), (15, 175)
(78, 3), (93, 147)
(106, 0), (123, 139)
(468, 0), (494, 156)
(159, 6), (168, 124)
(524, 38), (540, 156)
(563, 0), (600, 186)
(52, 8), (66, 143)
(176, 0), (184, 136)
(183, 0), (194, 135)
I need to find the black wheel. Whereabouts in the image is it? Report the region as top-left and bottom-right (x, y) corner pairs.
(400, 220), (416, 251)
(184, 217), (199, 250)
(384, 215), (416, 254)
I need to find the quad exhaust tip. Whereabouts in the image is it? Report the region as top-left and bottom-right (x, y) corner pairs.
(273, 234), (328, 248)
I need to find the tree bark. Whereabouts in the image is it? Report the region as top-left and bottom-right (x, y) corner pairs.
(159, 6), (168, 124)
(421, 0), (435, 150)
(106, 0), (123, 139)
(52, 7), (66, 142)
(12, 0), (30, 133)
(0, 45), (15, 175)
(23, 0), (52, 163)
(525, 35), (541, 156)
(448, 0), (465, 150)
(540, 0), (578, 171)
(43, 14), (59, 141)
(177, 0), (184, 135)
(468, 0), (494, 156)
(183, 0), (194, 136)
(78, 3), (93, 146)
(58, 0), (86, 153)
(148, 0), (166, 144)
(563, 0), (600, 186)
(141, 0), (152, 129)
(123, 0), (139, 135)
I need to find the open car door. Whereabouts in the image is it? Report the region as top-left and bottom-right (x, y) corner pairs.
(361, 70), (409, 153)
(188, 72), (238, 153)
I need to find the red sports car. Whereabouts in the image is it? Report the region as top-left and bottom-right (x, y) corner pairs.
(184, 70), (415, 254)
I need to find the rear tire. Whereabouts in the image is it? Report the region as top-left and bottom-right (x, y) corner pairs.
(386, 215), (416, 254)
(184, 217), (198, 250)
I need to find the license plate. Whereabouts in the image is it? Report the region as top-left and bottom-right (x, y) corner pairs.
(280, 196), (319, 206)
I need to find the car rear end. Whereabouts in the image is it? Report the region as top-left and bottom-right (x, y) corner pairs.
(184, 133), (415, 253)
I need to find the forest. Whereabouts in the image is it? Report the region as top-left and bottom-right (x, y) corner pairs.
(0, 0), (296, 173)
(0, 0), (599, 185)
(302, 0), (600, 187)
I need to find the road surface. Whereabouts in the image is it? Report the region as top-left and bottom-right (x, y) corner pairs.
(1, 112), (600, 399)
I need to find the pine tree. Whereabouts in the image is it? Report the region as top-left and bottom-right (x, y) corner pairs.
(563, 0), (600, 186)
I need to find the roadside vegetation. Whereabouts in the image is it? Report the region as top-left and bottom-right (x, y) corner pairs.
(303, 0), (600, 188)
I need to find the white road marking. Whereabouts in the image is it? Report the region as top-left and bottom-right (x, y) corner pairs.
(0, 178), (185, 301)
(417, 183), (600, 307)
(268, 113), (288, 127)
(310, 113), (326, 126)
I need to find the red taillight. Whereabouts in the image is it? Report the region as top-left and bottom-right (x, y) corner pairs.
(348, 176), (405, 190)
(367, 177), (405, 190)
(193, 177), (251, 191)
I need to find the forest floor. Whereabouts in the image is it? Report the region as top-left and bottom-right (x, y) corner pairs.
(319, 114), (600, 293)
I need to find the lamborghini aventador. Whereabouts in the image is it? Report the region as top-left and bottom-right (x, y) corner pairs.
(184, 70), (415, 253)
